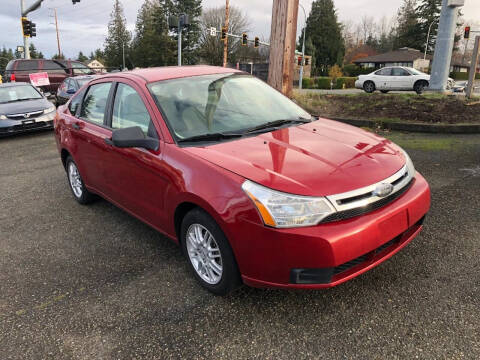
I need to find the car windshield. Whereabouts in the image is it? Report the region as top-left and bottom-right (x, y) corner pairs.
(0, 85), (42, 104)
(148, 74), (311, 141)
(408, 68), (426, 75)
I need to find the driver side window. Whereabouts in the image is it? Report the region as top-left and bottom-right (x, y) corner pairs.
(112, 83), (155, 137)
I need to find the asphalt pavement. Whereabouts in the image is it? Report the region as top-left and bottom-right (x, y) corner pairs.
(1, 130), (479, 359)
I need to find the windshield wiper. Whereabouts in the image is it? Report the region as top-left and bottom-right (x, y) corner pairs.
(243, 117), (312, 134)
(178, 132), (243, 143)
(5, 98), (40, 103)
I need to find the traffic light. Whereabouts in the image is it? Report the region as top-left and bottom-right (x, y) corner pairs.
(221, 27), (227, 40)
(242, 33), (248, 46)
(305, 57), (309, 66)
(464, 26), (471, 39)
(22, 17), (31, 37)
(30, 22), (37, 37)
(254, 37), (260, 48)
(298, 56), (302, 66)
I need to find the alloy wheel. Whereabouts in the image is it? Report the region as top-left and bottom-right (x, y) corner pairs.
(186, 224), (223, 285)
(68, 162), (83, 198)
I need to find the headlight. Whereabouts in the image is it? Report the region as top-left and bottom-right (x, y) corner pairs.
(0, 115), (6, 120)
(242, 180), (336, 228)
(400, 148), (416, 177)
(43, 105), (56, 114)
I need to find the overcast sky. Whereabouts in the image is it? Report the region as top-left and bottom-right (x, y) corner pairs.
(1, 0), (479, 58)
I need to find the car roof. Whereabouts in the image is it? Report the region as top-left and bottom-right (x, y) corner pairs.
(0, 82), (33, 88)
(71, 75), (100, 81)
(99, 65), (243, 83)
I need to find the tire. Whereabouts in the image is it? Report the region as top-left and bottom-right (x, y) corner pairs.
(363, 81), (376, 93)
(380, 90), (389, 94)
(65, 156), (96, 205)
(181, 208), (241, 296)
(414, 80), (428, 95)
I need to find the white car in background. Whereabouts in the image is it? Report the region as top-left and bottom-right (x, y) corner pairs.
(355, 66), (455, 94)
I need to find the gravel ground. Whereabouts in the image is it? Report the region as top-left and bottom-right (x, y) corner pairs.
(0, 130), (479, 360)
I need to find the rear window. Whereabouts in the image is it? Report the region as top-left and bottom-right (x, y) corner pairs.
(16, 60), (39, 71)
(5, 61), (15, 71)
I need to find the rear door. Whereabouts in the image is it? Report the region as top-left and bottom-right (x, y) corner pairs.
(68, 81), (114, 194)
(101, 80), (169, 229)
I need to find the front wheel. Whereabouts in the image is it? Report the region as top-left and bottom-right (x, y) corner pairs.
(414, 81), (428, 94)
(363, 81), (376, 93)
(181, 208), (241, 295)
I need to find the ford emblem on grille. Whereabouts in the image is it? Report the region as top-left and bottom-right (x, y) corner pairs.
(373, 183), (394, 198)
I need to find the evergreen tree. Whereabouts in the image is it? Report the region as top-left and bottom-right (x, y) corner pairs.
(394, 0), (424, 50)
(104, 0), (131, 68)
(416, 0), (441, 53)
(77, 51), (89, 63)
(300, 0), (345, 76)
(131, 0), (176, 67)
(165, 0), (203, 65)
(29, 43), (44, 59)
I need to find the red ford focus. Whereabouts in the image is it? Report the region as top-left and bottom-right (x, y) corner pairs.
(54, 66), (430, 295)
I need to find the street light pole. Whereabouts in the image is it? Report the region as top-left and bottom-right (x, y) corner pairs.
(223, 0), (230, 67)
(122, 42), (126, 70)
(424, 20), (436, 60)
(21, 0), (30, 59)
(177, 17), (182, 66)
(298, 3), (307, 90)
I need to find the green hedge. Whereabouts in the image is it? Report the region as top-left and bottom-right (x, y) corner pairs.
(343, 64), (373, 77)
(316, 77), (332, 89)
(449, 71), (480, 80)
(300, 77), (357, 90)
(335, 77), (357, 89)
(302, 77), (314, 89)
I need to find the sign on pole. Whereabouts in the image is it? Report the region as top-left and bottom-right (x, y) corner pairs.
(29, 72), (50, 87)
(209, 27), (217, 37)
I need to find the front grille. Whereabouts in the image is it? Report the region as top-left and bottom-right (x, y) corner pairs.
(321, 178), (414, 223)
(7, 110), (44, 120)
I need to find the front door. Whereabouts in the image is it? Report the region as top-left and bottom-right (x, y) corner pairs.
(101, 81), (169, 230)
(391, 67), (412, 89)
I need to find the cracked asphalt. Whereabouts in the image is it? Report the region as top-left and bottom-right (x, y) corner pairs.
(0, 130), (479, 359)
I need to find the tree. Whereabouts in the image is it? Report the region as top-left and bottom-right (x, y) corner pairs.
(300, 0), (345, 76)
(394, 0), (424, 50)
(165, 0), (203, 65)
(104, 0), (131, 69)
(52, 54), (65, 60)
(29, 43), (44, 59)
(131, 0), (176, 68)
(77, 51), (89, 63)
(198, 6), (251, 66)
(416, 0), (441, 53)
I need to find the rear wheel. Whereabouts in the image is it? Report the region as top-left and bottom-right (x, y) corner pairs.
(363, 81), (376, 93)
(181, 208), (241, 295)
(65, 156), (96, 205)
(414, 80), (428, 94)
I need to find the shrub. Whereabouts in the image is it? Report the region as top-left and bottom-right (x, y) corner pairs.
(301, 77), (314, 89)
(315, 77), (333, 89)
(343, 64), (374, 77)
(335, 77), (357, 89)
(328, 65), (343, 81)
(449, 71), (480, 81)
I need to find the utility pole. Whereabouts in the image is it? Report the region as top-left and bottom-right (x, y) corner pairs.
(223, 0), (230, 67)
(430, 0), (464, 92)
(53, 8), (61, 58)
(298, 3), (307, 90)
(21, 0), (30, 59)
(268, 0), (299, 97)
(424, 20), (436, 60)
(177, 17), (182, 66)
(122, 42), (126, 70)
(466, 36), (479, 98)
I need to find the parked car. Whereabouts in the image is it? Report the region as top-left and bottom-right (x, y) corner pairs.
(54, 66), (431, 295)
(355, 66), (455, 94)
(56, 75), (100, 106)
(0, 82), (56, 136)
(4, 59), (95, 94)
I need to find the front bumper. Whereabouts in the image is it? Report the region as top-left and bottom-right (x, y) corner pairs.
(355, 80), (363, 89)
(0, 113), (55, 137)
(233, 173), (431, 289)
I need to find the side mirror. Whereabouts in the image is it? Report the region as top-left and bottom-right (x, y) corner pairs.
(107, 126), (159, 151)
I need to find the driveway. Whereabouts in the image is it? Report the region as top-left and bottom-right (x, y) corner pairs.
(1, 130), (479, 359)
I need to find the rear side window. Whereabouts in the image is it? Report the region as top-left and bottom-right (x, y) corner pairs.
(69, 89), (85, 116)
(375, 68), (392, 76)
(112, 83), (152, 135)
(16, 60), (39, 71)
(80, 83), (112, 125)
(44, 60), (68, 74)
(392, 68), (410, 76)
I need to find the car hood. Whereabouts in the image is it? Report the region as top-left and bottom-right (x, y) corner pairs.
(0, 98), (52, 115)
(185, 119), (407, 197)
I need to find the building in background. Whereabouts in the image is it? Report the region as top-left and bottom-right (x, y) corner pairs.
(87, 59), (105, 73)
(353, 48), (432, 71)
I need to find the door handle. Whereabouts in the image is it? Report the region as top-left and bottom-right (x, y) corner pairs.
(72, 122), (81, 130)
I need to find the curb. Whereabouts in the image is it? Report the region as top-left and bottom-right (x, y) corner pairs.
(326, 117), (480, 134)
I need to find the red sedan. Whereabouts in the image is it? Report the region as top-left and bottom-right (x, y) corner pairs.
(54, 66), (430, 295)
